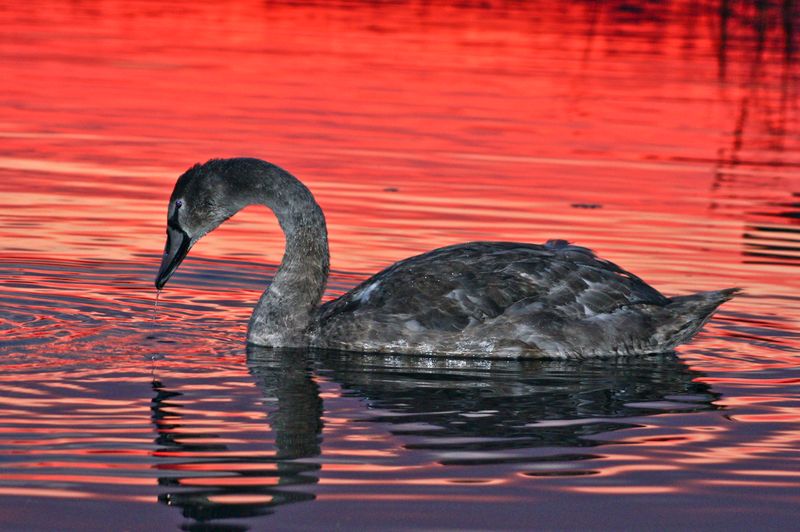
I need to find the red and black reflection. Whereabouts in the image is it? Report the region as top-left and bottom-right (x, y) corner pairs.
(150, 349), (321, 528)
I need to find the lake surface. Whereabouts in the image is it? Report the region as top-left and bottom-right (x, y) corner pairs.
(1, 0), (799, 529)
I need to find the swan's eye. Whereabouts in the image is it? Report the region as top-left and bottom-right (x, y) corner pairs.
(175, 199), (183, 208)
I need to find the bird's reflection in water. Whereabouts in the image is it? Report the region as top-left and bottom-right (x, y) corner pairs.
(315, 351), (719, 461)
(151, 348), (718, 529)
(150, 349), (321, 531)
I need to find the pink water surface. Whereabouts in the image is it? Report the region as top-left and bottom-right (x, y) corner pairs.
(0, 0), (799, 530)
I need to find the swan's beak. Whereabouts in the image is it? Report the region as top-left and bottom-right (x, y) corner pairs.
(155, 226), (192, 289)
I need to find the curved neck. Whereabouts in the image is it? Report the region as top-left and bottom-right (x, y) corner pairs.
(236, 162), (329, 346)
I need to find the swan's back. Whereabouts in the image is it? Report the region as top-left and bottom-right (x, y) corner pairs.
(310, 240), (733, 358)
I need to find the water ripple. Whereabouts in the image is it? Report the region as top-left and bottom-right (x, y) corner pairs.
(1, 0), (800, 529)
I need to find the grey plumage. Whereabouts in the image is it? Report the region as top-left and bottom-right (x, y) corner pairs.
(156, 157), (738, 358)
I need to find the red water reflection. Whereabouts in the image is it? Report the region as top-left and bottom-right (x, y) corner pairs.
(1, 0), (798, 273)
(0, 0), (799, 530)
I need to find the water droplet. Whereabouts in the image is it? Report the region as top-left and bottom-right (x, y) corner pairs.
(148, 290), (163, 363)
(153, 289), (161, 322)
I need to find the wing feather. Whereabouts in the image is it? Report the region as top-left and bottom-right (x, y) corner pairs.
(316, 241), (668, 333)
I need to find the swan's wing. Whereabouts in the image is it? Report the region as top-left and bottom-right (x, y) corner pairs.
(317, 241), (668, 332)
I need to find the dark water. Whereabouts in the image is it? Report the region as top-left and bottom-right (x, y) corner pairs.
(1, 0), (799, 529)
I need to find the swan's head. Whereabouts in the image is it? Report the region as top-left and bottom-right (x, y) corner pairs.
(155, 161), (242, 289)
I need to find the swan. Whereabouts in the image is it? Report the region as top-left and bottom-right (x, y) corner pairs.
(155, 158), (737, 358)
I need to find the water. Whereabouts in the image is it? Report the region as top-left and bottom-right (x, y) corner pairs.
(1, 0), (799, 529)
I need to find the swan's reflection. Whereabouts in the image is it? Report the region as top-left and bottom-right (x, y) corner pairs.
(150, 349), (320, 528)
(152, 349), (717, 528)
(313, 351), (719, 458)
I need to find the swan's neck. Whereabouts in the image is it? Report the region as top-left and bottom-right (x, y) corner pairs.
(246, 167), (329, 346)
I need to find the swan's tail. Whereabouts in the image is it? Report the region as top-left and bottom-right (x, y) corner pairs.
(659, 288), (740, 348)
